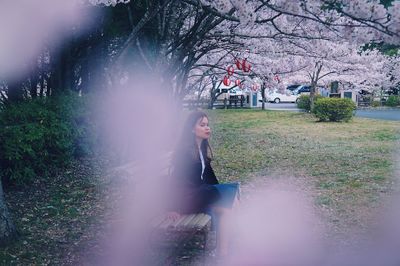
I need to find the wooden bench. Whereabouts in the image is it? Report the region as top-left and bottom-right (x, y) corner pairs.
(152, 213), (211, 232)
(110, 154), (214, 263)
(150, 213), (212, 263)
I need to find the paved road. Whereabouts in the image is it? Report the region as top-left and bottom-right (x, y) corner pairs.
(264, 103), (399, 121)
(355, 109), (400, 121)
(264, 103), (301, 112)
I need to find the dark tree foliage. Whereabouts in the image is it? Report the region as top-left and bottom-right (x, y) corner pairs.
(0, 1), (225, 104)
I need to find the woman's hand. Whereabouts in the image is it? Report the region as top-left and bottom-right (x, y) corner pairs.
(166, 211), (180, 222)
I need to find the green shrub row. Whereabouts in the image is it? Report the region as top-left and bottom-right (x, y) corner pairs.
(385, 95), (400, 107)
(371, 100), (381, 107)
(313, 98), (356, 122)
(296, 94), (323, 112)
(297, 95), (356, 122)
(0, 93), (96, 185)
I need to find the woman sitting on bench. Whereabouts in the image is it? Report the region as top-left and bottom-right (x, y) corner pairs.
(167, 110), (240, 257)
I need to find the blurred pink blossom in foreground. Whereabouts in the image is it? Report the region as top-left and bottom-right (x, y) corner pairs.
(0, 0), (93, 80)
(210, 181), (324, 266)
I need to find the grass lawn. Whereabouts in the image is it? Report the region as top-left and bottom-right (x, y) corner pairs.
(1, 109), (399, 264)
(210, 110), (398, 185)
(209, 109), (400, 243)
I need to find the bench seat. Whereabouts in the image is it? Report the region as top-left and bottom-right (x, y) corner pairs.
(150, 213), (212, 264)
(152, 213), (211, 232)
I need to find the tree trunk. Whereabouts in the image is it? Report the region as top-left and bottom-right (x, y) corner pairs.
(309, 63), (323, 111)
(48, 42), (72, 95)
(79, 44), (91, 94)
(88, 39), (108, 93)
(261, 84), (266, 110)
(209, 88), (216, 109)
(39, 74), (45, 98)
(310, 83), (317, 111)
(0, 183), (17, 246)
(209, 80), (223, 109)
(6, 80), (24, 103)
(29, 77), (38, 99)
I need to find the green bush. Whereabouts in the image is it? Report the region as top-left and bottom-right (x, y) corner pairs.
(296, 94), (323, 112)
(371, 100), (381, 107)
(313, 98), (356, 122)
(385, 96), (400, 107)
(0, 92), (95, 185)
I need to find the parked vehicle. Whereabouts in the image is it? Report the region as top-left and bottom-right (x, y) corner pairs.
(286, 84), (301, 91)
(294, 85), (311, 95)
(266, 90), (300, 103)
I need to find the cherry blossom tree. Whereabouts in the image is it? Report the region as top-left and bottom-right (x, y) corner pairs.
(89, 0), (398, 102)
(185, 0), (398, 109)
(180, 1), (398, 109)
(387, 54), (400, 90)
(277, 39), (392, 109)
(187, 26), (394, 109)
(197, 0), (400, 45)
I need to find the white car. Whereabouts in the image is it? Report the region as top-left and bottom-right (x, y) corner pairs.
(266, 90), (300, 103)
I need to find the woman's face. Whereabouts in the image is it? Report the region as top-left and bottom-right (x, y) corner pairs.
(194, 116), (211, 140)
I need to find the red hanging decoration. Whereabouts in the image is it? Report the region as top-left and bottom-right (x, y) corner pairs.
(235, 59), (243, 70)
(235, 79), (241, 86)
(274, 74), (281, 83)
(227, 65), (235, 76)
(251, 84), (258, 92)
(242, 59), (251, 72)
(223, 76), (231, 86)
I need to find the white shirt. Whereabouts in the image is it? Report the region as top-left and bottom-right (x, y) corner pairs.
(199, 149), (205, 180)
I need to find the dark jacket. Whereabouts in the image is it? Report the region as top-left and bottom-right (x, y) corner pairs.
(169, 149), (220, 213)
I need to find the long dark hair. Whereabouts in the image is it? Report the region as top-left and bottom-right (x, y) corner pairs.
(174, 111), (213, 162)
